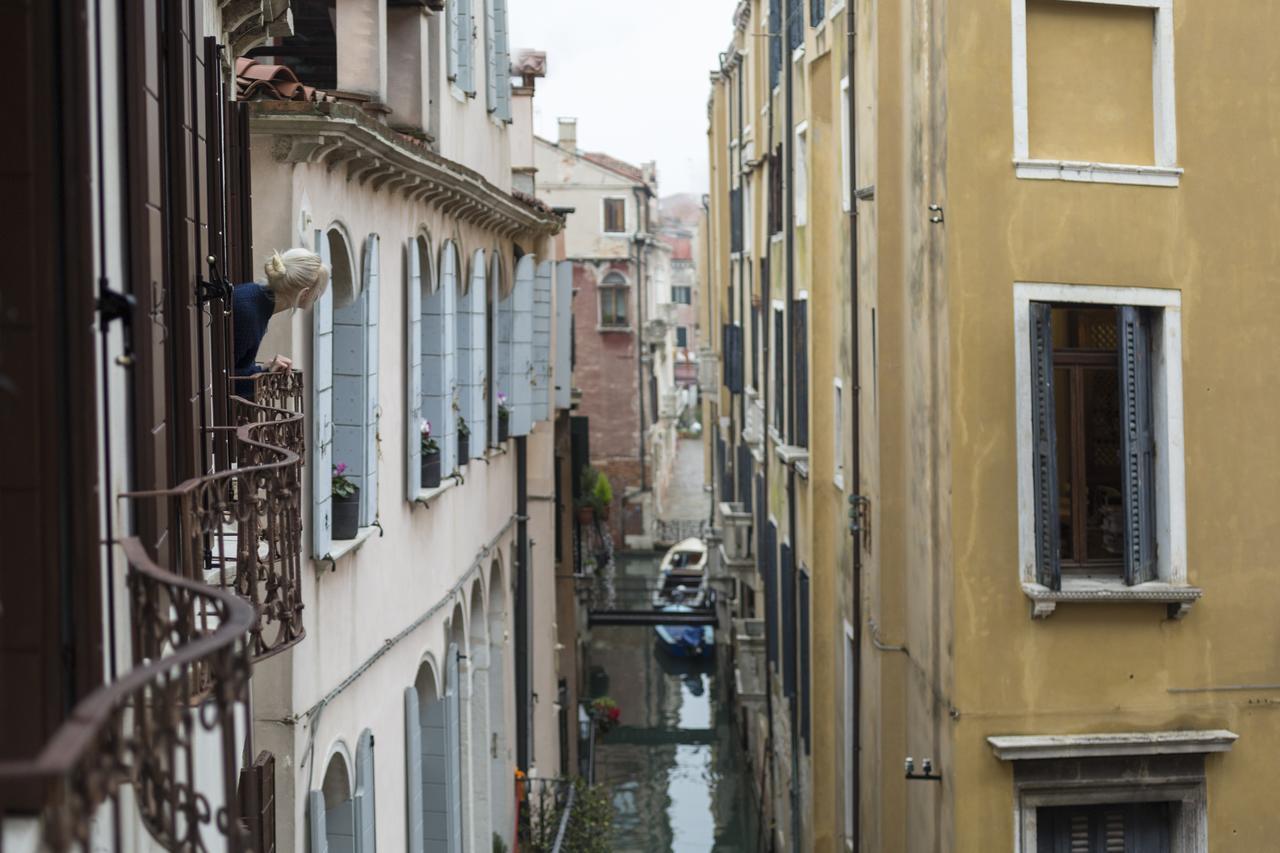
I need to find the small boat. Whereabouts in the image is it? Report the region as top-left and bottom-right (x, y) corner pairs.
(653, 605), (714, 659)
(651, 538), (710, 608)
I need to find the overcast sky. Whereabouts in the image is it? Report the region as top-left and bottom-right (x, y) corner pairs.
(509, 0), (741, 197)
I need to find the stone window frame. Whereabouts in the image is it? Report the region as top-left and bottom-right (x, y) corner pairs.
(601, 196), (628, 235)
(598, 271), (631, 330)
(1011, 0), (1181, 187)
(989, 730), (1237, 853)
(1012, 282), (1199, 618)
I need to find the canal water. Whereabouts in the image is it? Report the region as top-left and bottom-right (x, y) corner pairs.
(583, 553), (760, 853)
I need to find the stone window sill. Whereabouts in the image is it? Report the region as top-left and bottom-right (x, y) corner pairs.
(416, 479), (459, 506)
(988, 729), (1237, 762)
(596, 324), (633, 334)
(323, 525), (379, 567)
(775, 443), (810, 468)
(1014, 159), (1183, 187)
(1022, 579), (1202, 619)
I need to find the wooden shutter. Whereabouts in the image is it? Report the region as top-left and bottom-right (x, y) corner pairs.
(769, 0), (782, 88)
(445, 645), (463, 853)
(355, 730), (377, 853)
(533, 260), (553, 420)
(810, 0), (825, 26)
(240, 751), (277, 853)
(787, 0), (803, 50)
(1118, 306), (1157, 585)
(794, 301), (809, 447)
(364, 235), (381, 524)
(513, 260), (535, 436)
(799, 569), (811, 753)
(406, 242), (423, 500)
(313, 230), (335, 559)
(781, 543), (796, 698)
(309, 790), (329, 853)
(1029, 302), (1060, 590)
(765, 522), (778, 666)
(485, 0), (498, 111)
(494, 0), (512, 120)
(459, 0), (475, 94)
(404, 689), (425, 853)
(447, 0), (460, 81)
(470, 262), (488, 449)
(554, 261), (573, 409)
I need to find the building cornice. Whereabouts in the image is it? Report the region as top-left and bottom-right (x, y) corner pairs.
(248, 101), (564, 238)
(220, 0), (293, 57)
(988, 730), (1239, 762)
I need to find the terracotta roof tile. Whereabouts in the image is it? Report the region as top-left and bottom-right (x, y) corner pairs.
(582, 151), (644, 183)
(235, 56), (328, 103)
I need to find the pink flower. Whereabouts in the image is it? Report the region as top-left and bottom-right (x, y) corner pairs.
(334, 463), (347, 475)
(421, 419), (432, 436)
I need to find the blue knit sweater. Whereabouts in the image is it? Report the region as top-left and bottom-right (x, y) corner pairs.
(233, 283), (276, 398)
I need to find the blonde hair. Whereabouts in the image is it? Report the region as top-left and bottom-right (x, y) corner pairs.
(265, 248), (330, 309)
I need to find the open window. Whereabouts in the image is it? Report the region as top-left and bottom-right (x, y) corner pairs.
(1014, 284), (1196, 617)
(599, 271), (630, 329)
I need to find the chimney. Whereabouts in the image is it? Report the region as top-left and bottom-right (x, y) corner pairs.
(642, 161), (658, 190)
(558, 117), (578, 151)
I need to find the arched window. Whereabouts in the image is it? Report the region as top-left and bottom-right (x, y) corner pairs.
(310, 749), (353, 853)
(408, 233), (457, 498)
(599, 271), (629, 328)
(312, 225), (379, 557)
(454, 251), (487, 458)
(355, 729), (377, 852)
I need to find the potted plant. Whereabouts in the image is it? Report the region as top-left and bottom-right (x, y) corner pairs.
(589, 696), (622, 735)
(457, 415), (471, 464)
(420, 420), (441, 489)
(497, 392), (512, 442)
(591, 470), (614, 522)
(332, 463), (360, 540)
(576, 467), (599, 525)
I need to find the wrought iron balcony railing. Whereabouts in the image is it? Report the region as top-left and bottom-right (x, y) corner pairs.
(0, 538), (255, 851)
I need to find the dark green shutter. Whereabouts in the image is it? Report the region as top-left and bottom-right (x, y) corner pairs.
(1029, 302), (1061, 590)
(794, 300), (809, 448)
(765, 522), (778, 666)
(799, 568), (811, 753)
(1117, 306), (1157, 585)
(781, 543), (796, 698)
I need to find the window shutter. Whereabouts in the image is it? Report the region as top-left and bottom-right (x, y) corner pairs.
(485, 0), (498, 112)
(403, 689), (425, 853)
(364, 236), (380, 525)
(787, 0), (803, 50)
(533, 260), (553, 421)
(769, 0), (781, 88)
(794, 301), (809, 447)
(313, 230), (335, 560)
(810, 0), (825, 26)
(1029, 302), (1060, 590)
(554, 261), (572, 410)
(470, 264), (488, 448)
(1118, 306), (1157, 585)
(799, 568), (811, 753)
(764, 522), (778, 666)
(406, 242), (423, 501)
(240, 751), (277, 853)
(432, 248), (459, 471)
(445, 645), (463, 853)
(513, 261), (534, 436)
(447, 0), (460, 81)
(355, 731), (377, 853)
(494, 0), (511, 121)
(459, 0), (475, 94)
(781, 542), (796, 698)
(309, 790), (330, 853)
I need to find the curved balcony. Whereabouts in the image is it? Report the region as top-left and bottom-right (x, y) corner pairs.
(0, 538), (255, 851)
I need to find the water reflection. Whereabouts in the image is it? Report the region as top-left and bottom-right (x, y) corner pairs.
(586, 616), (758, 853)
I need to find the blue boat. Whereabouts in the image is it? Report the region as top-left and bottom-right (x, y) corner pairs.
(654, 605), (714, 658)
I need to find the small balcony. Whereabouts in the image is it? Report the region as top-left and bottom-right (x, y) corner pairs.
(717, 501), (753, 567)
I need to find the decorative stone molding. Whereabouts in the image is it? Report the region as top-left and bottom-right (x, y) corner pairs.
(221, 0), (293, 57)
(1021, 580), (1202, 620)
(988, 730), (1238, 762)
(248, 101), (564, 239)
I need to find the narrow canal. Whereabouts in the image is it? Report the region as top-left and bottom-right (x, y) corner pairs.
(583, 552), (759, 853)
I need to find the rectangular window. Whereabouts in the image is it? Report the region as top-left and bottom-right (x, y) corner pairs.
(751, 304), (761, 391)
(798, 567), (811, 753)
(603, 198), (627, 233)
(675, 326), (688, 348)
(1014, 284), (1191, 616)
(773, 306), (786, 433)
(840, 76), (851, 212)
(672, 286), (692, 304)
(768, 145), (783, 235)
(1012, 0), (1179, 186)
(599, 285), (628, 327)
(794, 297), (809, 447)
(794, 124), (809, 227)
(1036, 802), (1172, 851)
(730, 186), (743, 254)
(787, 0), (803, 51)
(833, 378), (844, 486)
(769, 0), (782, 89)
(780, 542), (796, 697)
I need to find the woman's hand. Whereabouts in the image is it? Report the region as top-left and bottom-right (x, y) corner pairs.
(266, 354), (293, 372)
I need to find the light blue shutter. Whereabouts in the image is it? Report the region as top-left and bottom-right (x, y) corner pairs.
(310, 790), (330, 853)
(406, 243), (423, 500)
(445, 646), (463, 853)
(329, 797), (356, 853)
(364, 236), (380, 524)
(404, 688), (425, 853)
(554, 261), (572, 410)
(355, 731), (377, 853)
(512, 265), (533, 436)
(485, 0), (498, 112)
(313, 230), (335, 559)
(467, 261), (487, 451)
(447, 0), (459, 81)
(459, 0), (474, 94)
(499, 263), (521, 433)
(532, 260), (552, 421)
(433, 248), (459, 471)
(494, 0), (511, 121)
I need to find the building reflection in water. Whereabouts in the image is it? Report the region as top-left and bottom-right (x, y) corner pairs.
(586, 617), (759, 853)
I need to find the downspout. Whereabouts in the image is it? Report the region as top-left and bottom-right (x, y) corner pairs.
(783, 2), (802, 850)
(515, 435), (531, 770)
(633, 186), (648, 494)
(703, 193), (716, 531)
(846, 10), (863, 852)
(761, 21), (778, 850)
(736, 53), (747, 500)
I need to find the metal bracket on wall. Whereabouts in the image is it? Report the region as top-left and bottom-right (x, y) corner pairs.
(848, 494), (871, 550)
(928, 203), (944, 224)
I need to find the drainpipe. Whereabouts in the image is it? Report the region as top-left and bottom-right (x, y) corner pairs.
(703, 193), (716, 532)
(633, 186), (648, 495)
(516, 435), (531, 771)
(783, 2), (802, 849)
(760, 27), (778, 852)
(846, 11), (863, 852)
(736, 53), (747, 502)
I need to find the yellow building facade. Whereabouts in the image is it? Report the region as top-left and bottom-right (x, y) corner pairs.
(705, 0), (1280, 850)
